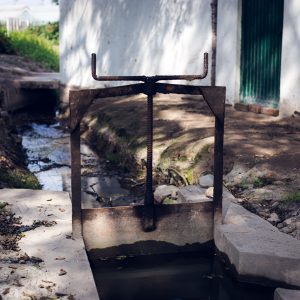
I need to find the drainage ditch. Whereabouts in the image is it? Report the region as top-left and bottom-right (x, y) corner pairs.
(16, 102), (275, 300)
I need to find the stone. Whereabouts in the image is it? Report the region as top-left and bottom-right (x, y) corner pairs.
(277, 223), (284, 229)
(199, 174), (214, 188)
(284, 217), (296, 226)
(154, 185), (179, 204)
(281, 226), (296, 234)
(274, 288), (300, 300)
(205, 187), (214, 198)
(177, 185), (210, 203)
(267, 212), (280, 225)
(163, 198), (178, 205)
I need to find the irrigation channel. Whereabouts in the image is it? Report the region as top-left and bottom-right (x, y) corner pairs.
(17, 105), (275, 300)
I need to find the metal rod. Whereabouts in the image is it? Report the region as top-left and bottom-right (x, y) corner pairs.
(211, 0), (218, 86)
(213, 116), (224, 226)
(91, 53), (208, 82)
(145, 93), (154, 206)
(70, 125), (82, 238)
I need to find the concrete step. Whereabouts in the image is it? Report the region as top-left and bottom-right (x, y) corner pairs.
(0, 189), (99, 300)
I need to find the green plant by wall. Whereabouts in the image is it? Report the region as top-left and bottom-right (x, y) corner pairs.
(9, 30), (59, 71)
(27, 22), (59, 45)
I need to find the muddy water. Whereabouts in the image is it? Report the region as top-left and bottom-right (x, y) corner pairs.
(19, 121), (137, 208)
(92, 253), (275, 300)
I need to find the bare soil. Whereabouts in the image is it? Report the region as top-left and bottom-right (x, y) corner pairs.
(0, 55), (46, 189)
(83, 93), (300, 239)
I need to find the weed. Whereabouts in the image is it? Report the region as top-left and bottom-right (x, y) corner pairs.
(253, 177), (272, 188)
(283, 191), (300, 204)
(0, 169), (41, 189)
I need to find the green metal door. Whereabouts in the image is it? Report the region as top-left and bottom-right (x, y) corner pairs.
(240, 0), (284, 108)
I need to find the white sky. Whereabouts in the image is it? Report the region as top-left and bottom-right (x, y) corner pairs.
(0, 0), (59, 22)
(0, 0), (56, 6)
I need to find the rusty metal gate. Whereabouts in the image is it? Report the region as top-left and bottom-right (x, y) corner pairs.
(69, 53), (225, 242)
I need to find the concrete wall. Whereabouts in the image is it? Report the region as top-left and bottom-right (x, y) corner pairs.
(280, 0), (300, 116)
(60, 0), (212, 92)
(60, 0), (300, 115)
(216, 0), (239, 105)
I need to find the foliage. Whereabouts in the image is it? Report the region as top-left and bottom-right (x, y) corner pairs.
(0, 27), (15, 54)
(27, 22), (59, 45)
(0, 169), (41, 190)
(283, 191), (300, 204)
(9, 30), (59, 71)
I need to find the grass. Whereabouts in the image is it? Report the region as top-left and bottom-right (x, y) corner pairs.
(9, 30), (59, 71)
(0, 169), (41, 190)
(283, 191), (300, 204)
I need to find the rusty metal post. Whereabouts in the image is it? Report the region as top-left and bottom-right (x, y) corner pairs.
(213, 116), (224, 226)
(70, 125), (82, 238)
(143, 79), (156, 231)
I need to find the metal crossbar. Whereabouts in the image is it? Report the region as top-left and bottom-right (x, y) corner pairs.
(69, 53), (225, 238)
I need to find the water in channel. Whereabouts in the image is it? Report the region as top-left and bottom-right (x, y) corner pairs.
(18, 108), (275, 300)
(19, 119), (137, 208)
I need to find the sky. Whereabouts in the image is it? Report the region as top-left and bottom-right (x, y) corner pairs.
(0, 0), (56, 6)
(0, 0), (59, 22)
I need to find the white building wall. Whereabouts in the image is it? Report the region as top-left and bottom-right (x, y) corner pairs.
(216, 0), (239, 105)
(60, 0), (212, 90)
(280, 0), (300, 115)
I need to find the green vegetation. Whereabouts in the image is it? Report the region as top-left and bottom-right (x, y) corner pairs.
(283, 191), (300, 204)
(0, 169), (41, 190)
(27, 22), (59, 45)
(0, 28), (15, 54)
(0, 22), (59, 71)
(9, 30), (59, 71)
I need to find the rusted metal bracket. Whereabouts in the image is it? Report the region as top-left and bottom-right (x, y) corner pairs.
(69, 53), (225, 237)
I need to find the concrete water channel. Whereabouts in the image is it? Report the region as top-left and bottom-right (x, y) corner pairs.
(15, 106), (279, 300)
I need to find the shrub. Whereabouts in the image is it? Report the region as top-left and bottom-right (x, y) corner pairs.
(0, 28), (15, 54)
(27, 22), (59, 45)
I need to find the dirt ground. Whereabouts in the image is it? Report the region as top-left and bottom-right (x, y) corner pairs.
(83, 93), (300, 239)
(0, 55), (47, 189)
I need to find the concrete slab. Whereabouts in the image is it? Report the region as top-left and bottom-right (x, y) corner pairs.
(0, 189), (99, 300)
(274, 288), (300, 300)
(177, 185), (211, 203)
(215, 191), (300, 288)
(83, 201), (214, 259)
(8, 72), (60, 89)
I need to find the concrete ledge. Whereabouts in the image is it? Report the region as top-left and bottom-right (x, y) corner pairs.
(0, 189), (99, 300)
(274, 288), (300, 300)
(83, 201), (213, 258)
(215, 190), (300, 288)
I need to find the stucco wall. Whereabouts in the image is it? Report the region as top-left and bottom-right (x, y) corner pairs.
(216, 0), (239, 105)
(280, 0), (300, 115)
(60, 0), (212, 92)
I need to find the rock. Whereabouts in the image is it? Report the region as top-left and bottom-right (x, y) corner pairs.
(177, 185), (209, 203)
(277, 222), (284, 229)
(58, 268), (67, 276)
(163, 198), (178, 205)
(205, 187), (214, 198)
(199, 174), (214, 188)
(271, 201), (279, 208)
(267, 212), (280, 225)
(281, 226), (296, 234)
(283, 217), (296, 226)
(154, 185), (179, 204)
